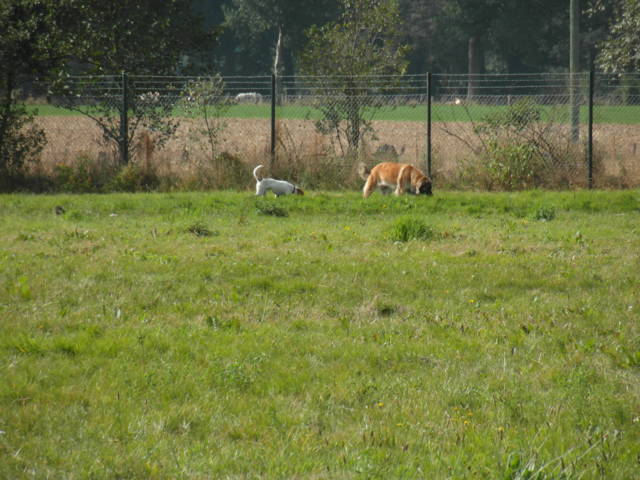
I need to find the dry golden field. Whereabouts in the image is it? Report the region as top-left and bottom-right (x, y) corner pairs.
(34, 116), (640, 189)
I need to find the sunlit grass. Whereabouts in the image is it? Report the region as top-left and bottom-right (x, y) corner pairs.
(1, 190), (639, 478)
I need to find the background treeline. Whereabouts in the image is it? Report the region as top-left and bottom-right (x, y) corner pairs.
(210, 0), (632, 76)
(1, 0), (638, 191)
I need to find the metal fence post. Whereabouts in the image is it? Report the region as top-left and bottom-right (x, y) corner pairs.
(271, 73), (276, 168)
(570, 0), (580, 143)
(120, 72), (129, 165)
(426, 72), (432, 179)
(588, 68), (594, 189)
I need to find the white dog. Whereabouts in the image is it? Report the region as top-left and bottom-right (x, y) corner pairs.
(253, 165), (304, 197)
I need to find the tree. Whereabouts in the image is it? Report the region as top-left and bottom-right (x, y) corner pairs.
(440, 0), (501, 86)
(52, 0), (218, 166)
(181, 76), (231, 164)
(300, 0), (409, 153)
(219, 0), (339, 76)
(399, 0), (456, 73)
(0, 0), (76, 186)
(69, 0), (217, 74)
(597, 0), (640, 72)
(488, 0), (569, 73)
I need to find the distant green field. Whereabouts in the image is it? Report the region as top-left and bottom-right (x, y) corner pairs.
(1, 190), (639, 479)
(28, 103), (640, 124)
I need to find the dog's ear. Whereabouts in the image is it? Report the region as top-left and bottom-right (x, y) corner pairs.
(295, 187), (304, 195)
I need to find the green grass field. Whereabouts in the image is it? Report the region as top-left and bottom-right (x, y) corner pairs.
(28, 103), (640, 124)
(1, 190), (639, 479)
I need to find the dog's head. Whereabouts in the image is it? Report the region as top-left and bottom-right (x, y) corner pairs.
(293, 186), (304, 195)
(417, 179), (433, 196)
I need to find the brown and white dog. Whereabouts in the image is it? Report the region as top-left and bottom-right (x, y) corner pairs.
(358, 162), (432, 198)
(253, 165), (304, 197)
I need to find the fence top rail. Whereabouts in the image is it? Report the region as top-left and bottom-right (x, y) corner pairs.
(55, 71), (640, 78)
(55, 71), (640, 86)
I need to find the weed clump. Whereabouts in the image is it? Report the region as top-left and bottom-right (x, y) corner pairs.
(387, 215), (434, 242)
(255, 199), (288, 217)
(186, 222), (214, 237)
(533, 205), (556, 221)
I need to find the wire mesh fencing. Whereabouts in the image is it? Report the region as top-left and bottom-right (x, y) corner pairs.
(25, 71), (640, 190)
(591, 73), (640, 188)
(272, 74), (430, 188)
(431, 73), (587, 189)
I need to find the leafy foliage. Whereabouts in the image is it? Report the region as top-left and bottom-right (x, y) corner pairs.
(300, 0), (409, 153)
(51, 75), (180, 165)
(181, 76), (231, 162)
(468, 99), (576, 191)
(220, 0), (338, 75)
(0, 0), (75, 186)
(45, 1), (216, 167)
(0, 104), (45, 185)
(597, 0), (640, 73)
(68, 0), (217, 74)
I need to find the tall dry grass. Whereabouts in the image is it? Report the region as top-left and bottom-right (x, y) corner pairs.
(31, 116), (640, 191)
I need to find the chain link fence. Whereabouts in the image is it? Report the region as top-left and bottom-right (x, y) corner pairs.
(22, 72), (640, 190)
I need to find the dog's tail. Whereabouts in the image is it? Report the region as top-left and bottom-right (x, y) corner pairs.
(253, 164), (264, 182)
(357, 162), (371, 181)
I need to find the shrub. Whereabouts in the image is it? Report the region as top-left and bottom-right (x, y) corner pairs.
(482, 140), (545, 190)
(181, 151), (253, 191)
(181, 76), (230, 161)
(108, 163), (160, 192)
(53, 156), (99, 193)
(471, 100), (550, 191)
(456, 98), (591, 191)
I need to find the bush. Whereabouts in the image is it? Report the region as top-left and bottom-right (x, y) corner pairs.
(181, 151), (253, 191)
(465, 99), (585, 191)
(53, 157), (99, 193)
(108, 163), (160, 192)
(482, 140), (545, 190)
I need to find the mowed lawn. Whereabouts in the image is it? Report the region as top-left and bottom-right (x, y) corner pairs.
(27, 103), (640, 124)
(1, 190), (639, 479)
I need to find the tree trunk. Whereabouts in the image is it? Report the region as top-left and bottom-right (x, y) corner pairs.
(273, 26), (284, 106)
(467, 36), (484, 101)
(0, 71), (15, 159)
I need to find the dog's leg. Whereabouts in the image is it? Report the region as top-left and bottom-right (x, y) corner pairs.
(363, 176), (377, 198)
(394, 165), (412, 196)
(394, 166), (407, 196)
(256, 182), (266, 196)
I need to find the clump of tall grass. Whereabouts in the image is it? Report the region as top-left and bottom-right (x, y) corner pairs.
(255, 198), (288, 217)
(533, 205), (556, 221)
(387, 215), (435, 242)
(185, 222), (215, 237)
